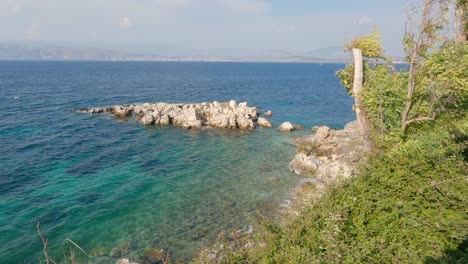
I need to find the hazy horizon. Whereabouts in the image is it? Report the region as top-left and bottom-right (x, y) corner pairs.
(0, 0), (410, 58)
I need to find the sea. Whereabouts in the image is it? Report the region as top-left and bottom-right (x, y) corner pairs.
(0, 61), (354, 263)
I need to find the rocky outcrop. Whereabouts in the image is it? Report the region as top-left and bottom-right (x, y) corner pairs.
(277, 122), (294, 132)
(287, 120), (370, 213)
(263, 110), (272, 117)
(78, 101), (270, 131)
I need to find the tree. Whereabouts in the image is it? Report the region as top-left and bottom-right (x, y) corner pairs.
(338, 31), (384, 137)
(400, 0), (452, 132)
(455, 0), (467, 46)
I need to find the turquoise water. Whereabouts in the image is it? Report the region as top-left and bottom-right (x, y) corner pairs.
(0, 61), (354, 263)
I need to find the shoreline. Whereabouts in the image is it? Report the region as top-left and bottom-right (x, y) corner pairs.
(192, 120), (370, 263)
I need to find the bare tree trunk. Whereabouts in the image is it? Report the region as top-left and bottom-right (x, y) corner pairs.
(455, 2), (467, 46)
(400, 57), (416, 132)
(352, 48), (370, 136)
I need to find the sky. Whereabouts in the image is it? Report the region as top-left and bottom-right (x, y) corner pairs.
(0, 0), (410, 57)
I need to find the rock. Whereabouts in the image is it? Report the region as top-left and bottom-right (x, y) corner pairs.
(117, 258), (140, 264)
(289, 153), (319, 175)
(263, 110), (272, 117)
(277, 122), (294, 132)
(78, 101), (261, 131)
(311, 126), (320, 132)
(160, 114), (170, 125)
(172, 108), (203, 129)
(257, 117), (272, 128)
(140, 114), (155, 125)
(109, 247), (122, 258)
(90, 247), (108, 257)
(237, 116), (254, 130)
(293, 124), (304, 130)
(112, 106), (130, 118)
(314, 126), (331, 144)
(143, 249), (168, 264)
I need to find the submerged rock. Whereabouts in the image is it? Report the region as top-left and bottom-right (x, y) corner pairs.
(277, 122), (294, 132)
(109, 247), (122, 258)
(117, 259), (140, 264)
(143, 249), (169, 264)
(293, 124), (304, 130)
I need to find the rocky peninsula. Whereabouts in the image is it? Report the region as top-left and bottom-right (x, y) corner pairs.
(286, 120), (370, 214)
(78, 100), (273, 131)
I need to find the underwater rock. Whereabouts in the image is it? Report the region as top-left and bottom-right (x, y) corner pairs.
(293, 124), (304, 130)
(143, 249), (169, 264)
(109, 247), (122, 258)
(117, 258), (140, 264)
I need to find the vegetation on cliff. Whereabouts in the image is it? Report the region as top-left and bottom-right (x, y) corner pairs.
(194, 1), (468, 263)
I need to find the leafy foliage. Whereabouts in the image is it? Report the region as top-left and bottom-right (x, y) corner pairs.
(345, 30), (383, 59)
(192, 3), (468, 263)
(194, 115), (468, 264)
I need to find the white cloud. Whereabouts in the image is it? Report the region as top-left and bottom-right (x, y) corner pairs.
(24, 22), (41, 40)
(119, 17), (132, 28)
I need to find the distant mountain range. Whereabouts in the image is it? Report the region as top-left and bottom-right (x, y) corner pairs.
(0, 43), (351, 62)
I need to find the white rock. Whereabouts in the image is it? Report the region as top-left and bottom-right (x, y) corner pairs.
(140, 114), (154, 125)
(237, 116), (254, 130)
(229, 100), (236, 108)
(288, 153), (319, 175)
(257, 117), (272, 128)
(277, 122), (294, 132)
(314, 126), (331, 144)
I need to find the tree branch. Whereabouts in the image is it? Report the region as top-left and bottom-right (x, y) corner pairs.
(37, 223), (51, 264)
(405, 116), (435, 125)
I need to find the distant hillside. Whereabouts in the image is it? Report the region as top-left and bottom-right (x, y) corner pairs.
(0, 43), (347, 62)
(0, 43), (134, 61)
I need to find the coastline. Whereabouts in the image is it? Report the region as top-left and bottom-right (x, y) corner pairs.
(192, 120), (370, 263)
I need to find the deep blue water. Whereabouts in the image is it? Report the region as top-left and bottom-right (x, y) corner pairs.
(0, 61), (354, 263)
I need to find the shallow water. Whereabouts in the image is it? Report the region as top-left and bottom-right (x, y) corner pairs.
(0, 61), (354, 263)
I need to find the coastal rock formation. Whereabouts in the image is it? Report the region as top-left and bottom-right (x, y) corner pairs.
(277, 122), (294, 132)
(257, 117), (272, 128)
(288, 120), (370, 212)
(263, 110), (272, 117)
(288, 153), (318, 174)
(78, 101), (269, 131)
